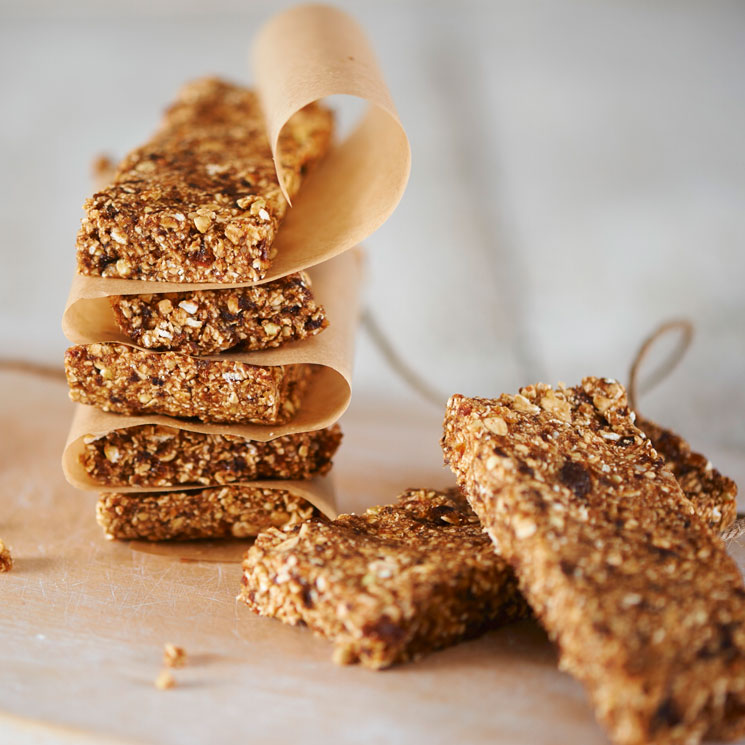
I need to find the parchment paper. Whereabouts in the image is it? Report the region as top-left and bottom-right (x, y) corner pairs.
(61, 3), (409, 337)
(62, 249), (361, 487)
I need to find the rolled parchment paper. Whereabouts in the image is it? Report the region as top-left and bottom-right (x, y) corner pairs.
(61, 3), (409, 338)
(62, 249), (362, 490)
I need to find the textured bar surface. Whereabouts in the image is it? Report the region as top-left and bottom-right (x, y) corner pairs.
(109, 271), (327, 355)
(636, 415), (738, 534)
(77, 77), (333, 283)
(97, 486), (320, 541)
(443, 378), (745, 745)
(65, 343), (314, 425)
(240, 488), (528, 669)
(82, 423), (342, 487)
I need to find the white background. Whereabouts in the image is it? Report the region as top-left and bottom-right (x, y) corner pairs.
(1, 0), (743, 487)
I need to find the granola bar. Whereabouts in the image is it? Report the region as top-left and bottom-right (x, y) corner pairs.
(82, 424), (342, 488)
(636, 415), (738, 534)
(109, 271), (327, 355)
(97, 485), (320, 541)
(442, 379), (745, 745)
(240, 488), (528, 669)
(65, 343), (313, 425)
(76, 77), (333, 283)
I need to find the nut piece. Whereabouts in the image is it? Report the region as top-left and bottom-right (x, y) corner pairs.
(163, 644), (187, 669)
(0, 539), (12, 572)
(154, 669), (175, 690)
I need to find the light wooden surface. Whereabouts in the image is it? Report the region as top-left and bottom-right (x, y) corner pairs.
(3, 370), (745, 745)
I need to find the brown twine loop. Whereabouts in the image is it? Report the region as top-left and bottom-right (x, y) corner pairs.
(627, 318), (694, 413)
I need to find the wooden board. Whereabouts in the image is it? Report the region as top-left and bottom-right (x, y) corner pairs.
(2, 369), (743, 745)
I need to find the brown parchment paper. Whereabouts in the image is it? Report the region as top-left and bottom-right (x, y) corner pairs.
(61, 3), (409, 337)
(61, 250), (362, 484)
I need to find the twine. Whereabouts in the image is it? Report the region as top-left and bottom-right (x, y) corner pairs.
(627, 318), (694, 413)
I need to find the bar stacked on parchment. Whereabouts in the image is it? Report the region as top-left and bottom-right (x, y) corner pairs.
(63, 77), (350, 540)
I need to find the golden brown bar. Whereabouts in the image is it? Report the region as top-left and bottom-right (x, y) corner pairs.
(77, 77), (333, 283)
(109, 271), (327, 356)
(636, 415), (737, 533)
(240, 488), (528, 669)
(97, 486), (320, 541)
(82, 424), (342, 488)
(65, 343), (314, 425)
(442, 378), (745, 745)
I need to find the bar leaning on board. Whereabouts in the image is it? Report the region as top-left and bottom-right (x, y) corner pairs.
(97, 485), (321, 541)
(110, 271), (328, 356)
(442, 378), (745, 745)
(635, 415), (738, 533)
(76, 77), (334, 283)
(82, 424), (343, 488)
(65, 343), (315, 425)
(241, 488), (528, 669)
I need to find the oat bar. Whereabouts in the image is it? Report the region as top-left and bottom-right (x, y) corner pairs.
(82, 424), (342, 488)
(240, 488), (528, 669)
(97, 486), (320, 541)
(77, 77), (333, 283)
(109, 271), (327, 355)
(65, 343), (313, 425)
(636, 416), (738, 534)
(442, 379), (745, 745)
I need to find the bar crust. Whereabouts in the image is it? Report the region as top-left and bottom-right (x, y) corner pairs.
(443, 379), (745, 745)
(636, 415), (737, 534)
(76, 77), (333, 283)
(109, 271), (327, 356)
(240, 488), (528, 669)
(65, 343), (314, 425)
(82, 424), (342, 488)
(97, 486), (320, 541)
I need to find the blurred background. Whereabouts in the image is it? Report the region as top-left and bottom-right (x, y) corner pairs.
(1, 0), (744, 485)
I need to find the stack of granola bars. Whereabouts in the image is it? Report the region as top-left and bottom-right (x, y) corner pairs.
(63, 77), (349, 541)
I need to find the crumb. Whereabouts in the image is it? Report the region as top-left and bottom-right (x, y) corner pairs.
(163, 644), (187, 668)
(0, 539), (12, 572)
(154, 669), (175, 690)
(91, 153), (116, 189)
